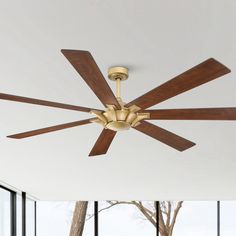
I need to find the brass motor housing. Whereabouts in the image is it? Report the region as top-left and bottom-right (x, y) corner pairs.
(91, 105), (150, 132)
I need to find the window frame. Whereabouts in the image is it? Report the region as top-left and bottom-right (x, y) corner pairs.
(0, 185), (36, 236)
(0, 184), (16, 236)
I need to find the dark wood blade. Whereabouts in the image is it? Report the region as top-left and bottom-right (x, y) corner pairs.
(146, 108), (236, 120)
(89, 129), (116, 156)
(126, 58), (230, 110)
(7, 118), (93, 139)
(61, 49), (120, 109)
(0, 93), (100, 112)
(133, 121), (195, 151)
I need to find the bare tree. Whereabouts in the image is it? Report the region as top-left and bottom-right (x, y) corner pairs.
(70, 201), (183, 236)
(105, 201), (183, 236)
(69, 201), (88, 236)
(158, 201), (183, 236)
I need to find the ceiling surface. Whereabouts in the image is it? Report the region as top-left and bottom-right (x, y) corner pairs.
(0, 0), (236, 200)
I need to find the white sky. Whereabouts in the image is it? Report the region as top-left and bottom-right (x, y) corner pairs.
(37, 201), (236, 236)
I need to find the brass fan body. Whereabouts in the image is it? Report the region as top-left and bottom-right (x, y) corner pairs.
(91, 67), (150, 131)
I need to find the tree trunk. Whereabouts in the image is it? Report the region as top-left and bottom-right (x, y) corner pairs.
(160, 232), (168, 236)
(69, 201), (88, 236)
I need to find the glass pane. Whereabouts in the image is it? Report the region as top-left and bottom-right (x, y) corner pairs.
(26, 198), (35, 236)
(162, 201), (217, 236)
(221, 201), (236, 235)
(17, 194), (22, 236)
(99, 201), (155, 236)
(0, 188), (11, 236)
(37, 201), (93, 236)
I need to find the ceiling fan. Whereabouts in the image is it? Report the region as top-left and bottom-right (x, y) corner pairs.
(1, 50), (235, 156)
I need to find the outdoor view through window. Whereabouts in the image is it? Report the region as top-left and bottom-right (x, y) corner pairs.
(36, 201), (235, 236)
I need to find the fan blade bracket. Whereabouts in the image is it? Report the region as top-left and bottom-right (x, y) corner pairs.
(131, 112), (150, 127)
(132, 121), (141, 127)
(103, 111), (117, 122)
(128, 104), (142, 113)
(90, 118), (107, 127)
(90, 110), (108, 125)
(104, 105), (117, 122)
(106, 104), (116, 110)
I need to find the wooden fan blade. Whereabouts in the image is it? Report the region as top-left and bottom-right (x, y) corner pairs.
(0, 93), (100, 112)
(133, 121), (195, 151)
(61, 49), (120, 109)
(126, 58), (230, 110)
(146, 108), (236, 120)
(89, 129), (116, 156)
(7, 118), (93, 139)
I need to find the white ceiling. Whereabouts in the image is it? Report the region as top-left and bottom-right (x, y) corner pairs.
(0, 0), (236, 200)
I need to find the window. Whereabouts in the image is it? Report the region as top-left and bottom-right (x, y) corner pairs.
(2, 191), (236, 236)
(0, 187), (11, 236)
(17, 194), (22, 236)
(37, 201), (94, 236)
(26, 198), (35, 236)
(37, 202), (74, 235)
(99, 201), (156, 236)
(220, 201), (236, 235)
(167, 201), (217, 236)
